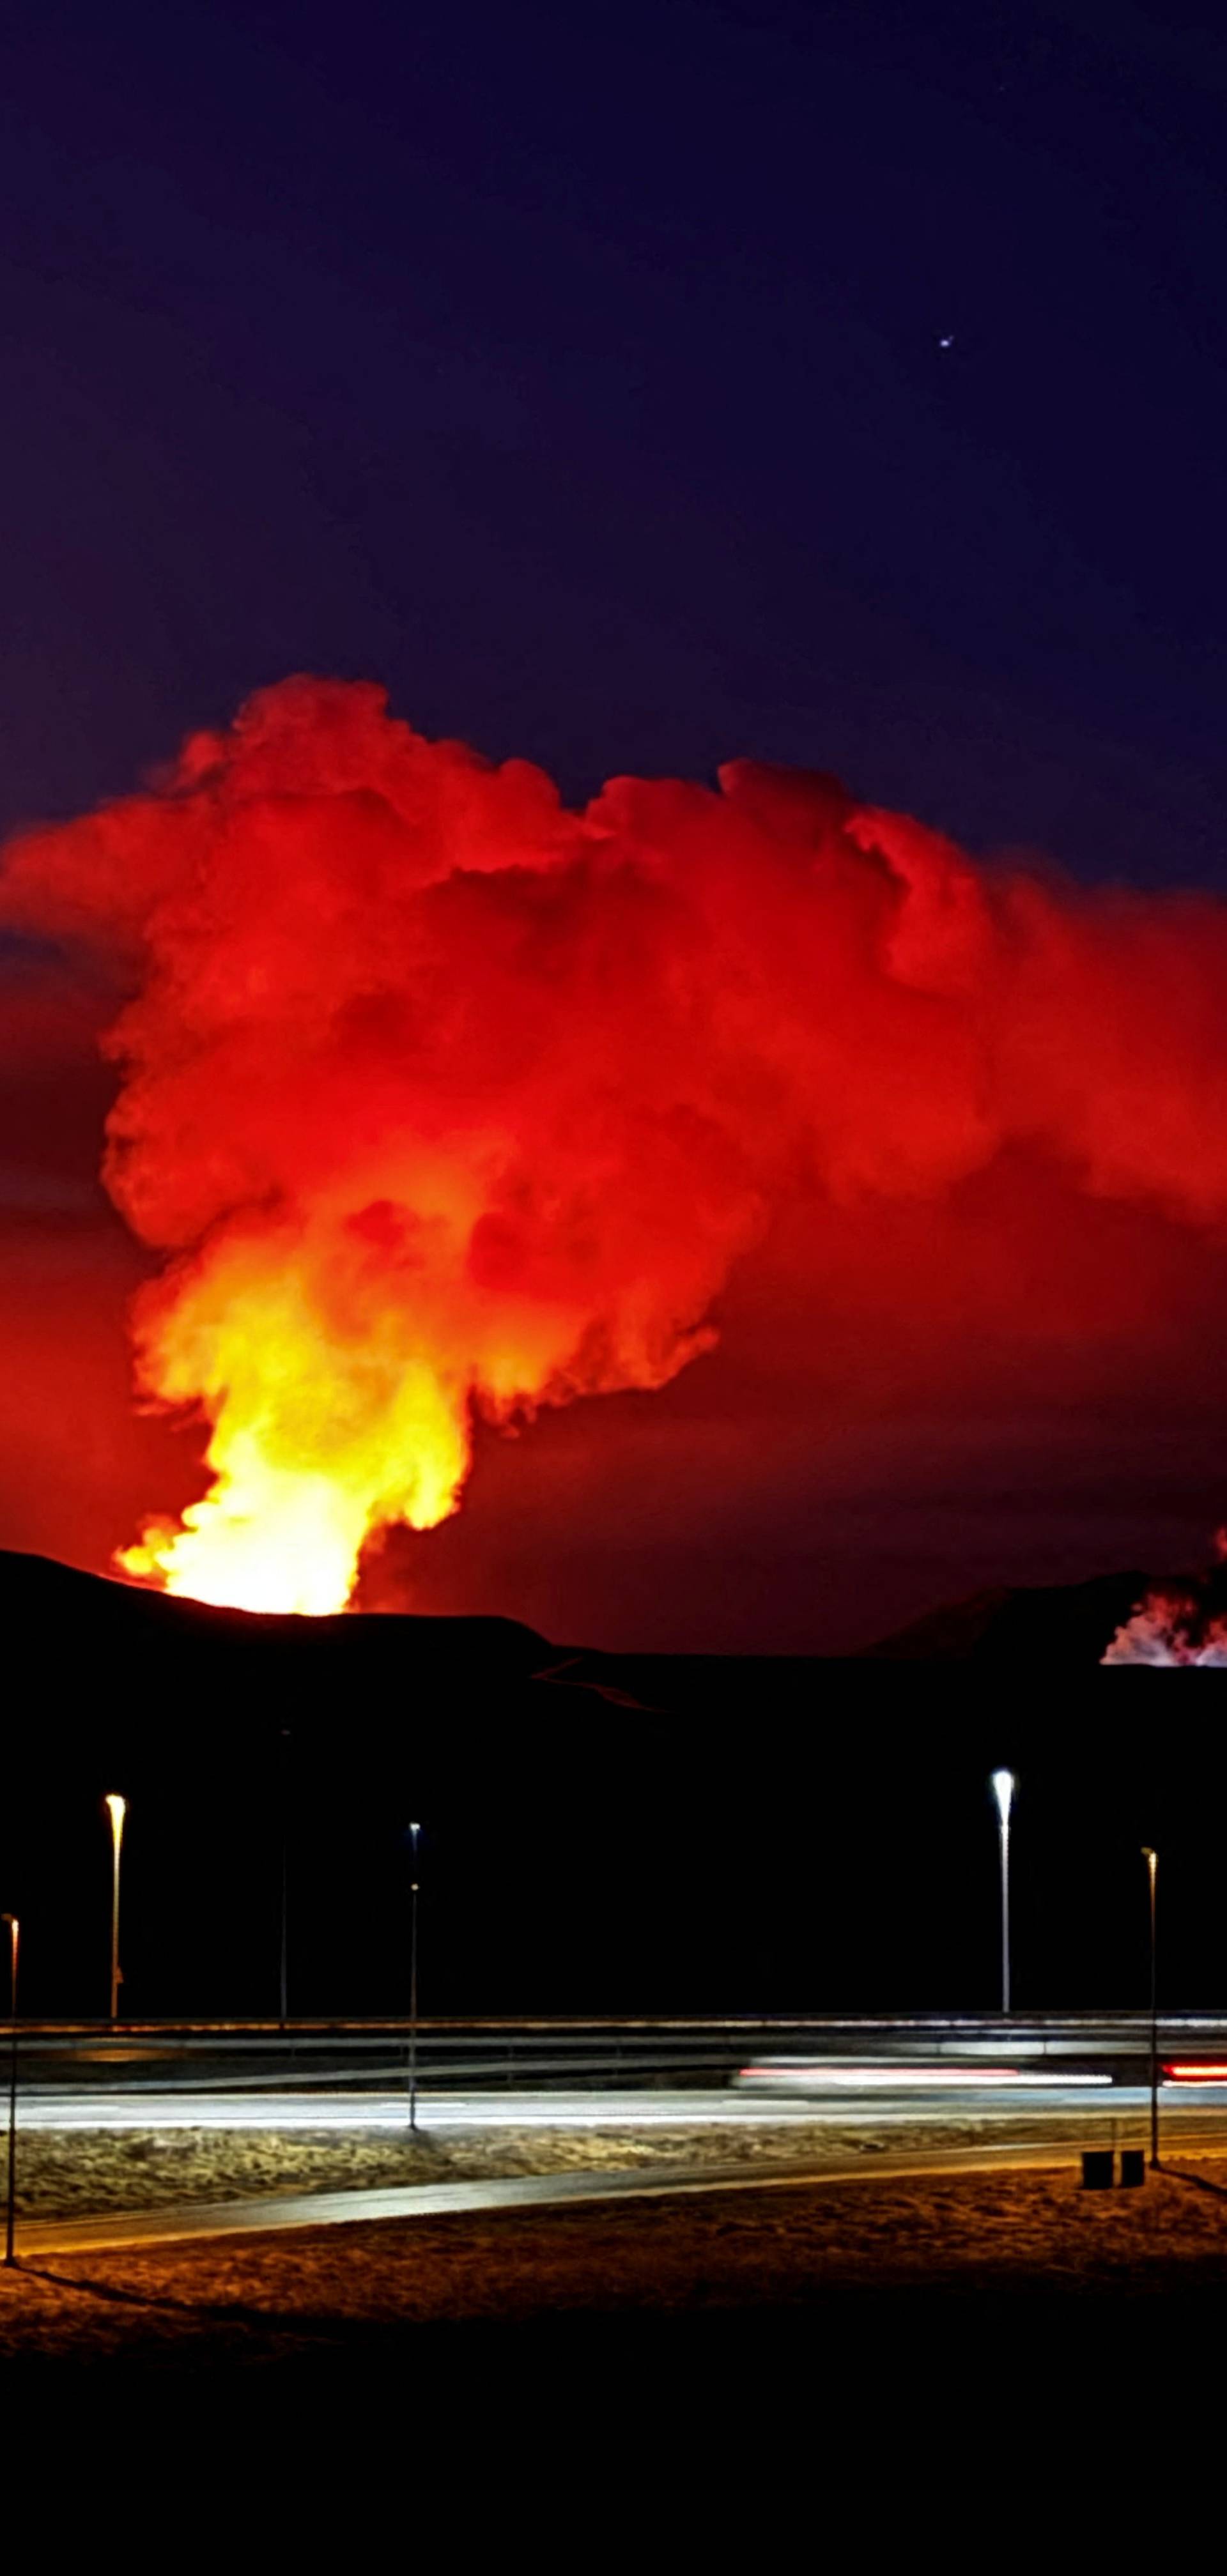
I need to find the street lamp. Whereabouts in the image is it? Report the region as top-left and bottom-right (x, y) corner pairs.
(990, 1769), (1015, 2015)
(2, 1914), (17, 2267)
(105, 1793), (127, 2023)
(279, 1726), (291, 2028)
(408, 1822), (421, 2134)
(1143, 1846), (1159, 2168)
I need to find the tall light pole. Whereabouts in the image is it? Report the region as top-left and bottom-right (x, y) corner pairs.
(105, 1794), (127, 2023)
(3, 1914), (17, 2267)
(1143, 1846), (1159, 2168)
(279, 1726), (291, 2028)
(991, 1769), (1015, 2015)
(408, 1822), (421, 2133)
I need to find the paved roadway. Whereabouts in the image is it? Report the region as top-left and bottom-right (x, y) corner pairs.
(6, 2074), (1181, 2131)
(10, 2073), (1227, 2258)
(12, 2049), (1227, 2131)
(12, 2012), (1227, 2097)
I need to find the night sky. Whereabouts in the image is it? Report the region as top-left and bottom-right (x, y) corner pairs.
(2, 0), (1226, 1651)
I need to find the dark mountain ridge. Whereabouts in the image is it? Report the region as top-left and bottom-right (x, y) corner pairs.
(0, 1551), (1217, 2022)
(0, 1545), (1191, 1696)
(859, 1568), (1151, 1665)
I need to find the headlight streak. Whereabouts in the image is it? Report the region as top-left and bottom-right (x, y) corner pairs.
(17, 2073), (1224, 2137)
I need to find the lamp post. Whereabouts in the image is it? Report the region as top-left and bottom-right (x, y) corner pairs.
(2, 1913), (17, 2267)
(408, 1822), (421, 2133)
(990, 1769), (1015, 2015)
(1143, 1846), (1159, 2168)
(105, 1794), (127, 2023)
(279, 1726), (291, 2028)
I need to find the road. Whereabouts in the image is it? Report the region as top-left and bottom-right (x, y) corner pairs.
(8, 2074), (1204, 2131)
(9, 2073), (1227, 2257)
(10, 2011), (1227, 2097)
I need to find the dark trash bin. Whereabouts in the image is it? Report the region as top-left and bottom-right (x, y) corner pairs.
(1119, 2148), (1146, 2188)
(1081, 2149), (1115, 2190)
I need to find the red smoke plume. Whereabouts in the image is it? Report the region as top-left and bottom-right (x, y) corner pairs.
(4, 675), (1227, 1616)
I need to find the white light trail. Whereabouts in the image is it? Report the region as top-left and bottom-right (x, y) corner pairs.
(736, 2064), (1111, 2090)
(16, 2073), (1219, 2135)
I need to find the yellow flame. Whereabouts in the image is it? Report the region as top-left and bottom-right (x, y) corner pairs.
(117, 1250), (473, 1616)
(112, 1161), (705, 1616)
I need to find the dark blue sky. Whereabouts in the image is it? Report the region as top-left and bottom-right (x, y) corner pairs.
(2, 0), (1224, 880)
(3, 0), (1227, 1646)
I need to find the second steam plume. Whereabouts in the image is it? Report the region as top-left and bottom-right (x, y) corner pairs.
(4, 675), (1227, 1616)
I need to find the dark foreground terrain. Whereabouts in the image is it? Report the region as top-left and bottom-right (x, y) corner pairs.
(8, 2161), (1223, 2511)
(5, 2156), (1226, 2369)
(0, 1549), (1219, 2020)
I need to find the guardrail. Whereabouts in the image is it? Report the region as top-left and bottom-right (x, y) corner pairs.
(3, 2011), (1224, 2091)
(4, 2012), (1227, 2041)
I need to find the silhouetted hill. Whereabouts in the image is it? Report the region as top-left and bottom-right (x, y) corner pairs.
(0, 1547), (556, 1735)
(0, 1546), (552, 1670)
(0, 1550), (1216, 2023)
(0, 1551), (1197, 1740)
(858, 1568), (1151, 1666)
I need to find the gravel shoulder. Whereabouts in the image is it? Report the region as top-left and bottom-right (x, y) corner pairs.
(3, 2101), (1195, 2220)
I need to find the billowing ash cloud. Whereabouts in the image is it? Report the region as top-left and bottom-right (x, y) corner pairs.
(4, 675), (1227, 1615)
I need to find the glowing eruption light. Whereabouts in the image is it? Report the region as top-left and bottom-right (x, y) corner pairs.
(6, 677), (1227, 1616)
